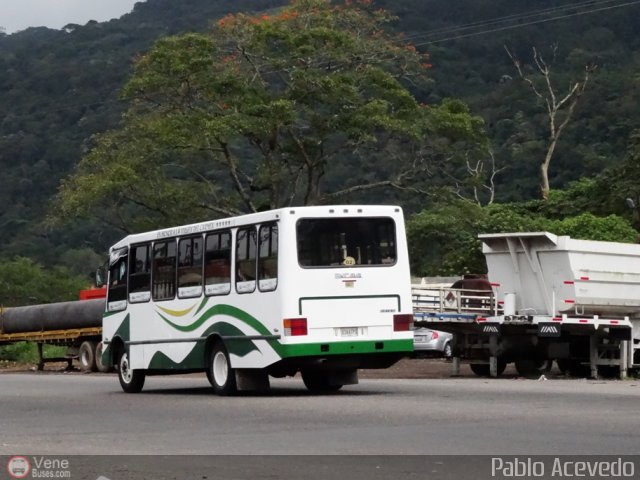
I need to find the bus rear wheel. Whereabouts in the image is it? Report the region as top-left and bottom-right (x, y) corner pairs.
(207, 342), (237, 396)
(118, 350), (145, 393)
(301, 370), (343, 393)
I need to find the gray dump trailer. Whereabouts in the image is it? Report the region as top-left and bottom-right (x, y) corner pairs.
(413, 232), (640, 378)
(0, 297), (108, 372)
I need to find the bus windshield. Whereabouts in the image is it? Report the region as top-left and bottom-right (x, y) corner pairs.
(297, 217), (396, 267)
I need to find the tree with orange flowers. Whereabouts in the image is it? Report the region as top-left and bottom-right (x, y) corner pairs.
(56, 0), (486, 230)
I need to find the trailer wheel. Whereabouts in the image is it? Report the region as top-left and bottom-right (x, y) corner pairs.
(557, 359), (590, 378)
(118, 350), (145, 393)
(597, 365), (620, 379)
(301, 370), (343, 393)
(556, 359), (570, 375)
(207, 342), (237, 396)
(95, 341), (111, 373)
(469, 360), (507, 377)
(78, 341), (97, 372)
(514, 359), (551, 378)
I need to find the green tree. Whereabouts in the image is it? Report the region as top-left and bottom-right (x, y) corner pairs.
(0, 258), (88, 307)
(407, 199), (636, 276)
(53, 0), (486, 231)
(594, 130), (640, 228)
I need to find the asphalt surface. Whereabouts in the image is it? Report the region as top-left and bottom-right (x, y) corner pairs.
(1, 369), (640, 458)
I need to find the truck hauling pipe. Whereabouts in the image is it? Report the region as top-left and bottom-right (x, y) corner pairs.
(0, 287), (108, 372)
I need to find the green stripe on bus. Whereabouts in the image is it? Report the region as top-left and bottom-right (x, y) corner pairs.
(277, 339), (413, 357)
(156, 303), (271, 335)
(147, 321), (260, 369)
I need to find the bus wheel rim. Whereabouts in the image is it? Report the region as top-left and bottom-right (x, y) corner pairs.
(213, 351), (228, 386)
(120, 353), (132, 383)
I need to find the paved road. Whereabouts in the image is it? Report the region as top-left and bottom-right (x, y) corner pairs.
(1, 372), (639, 457)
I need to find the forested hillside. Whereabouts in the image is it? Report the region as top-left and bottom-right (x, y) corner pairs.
(1, 0), (639, 284)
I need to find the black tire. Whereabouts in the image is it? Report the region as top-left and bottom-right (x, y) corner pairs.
(301, 370), (343, 393)
(207, 342), (237, 396)
(557, 359), (590, 377)
(95, 341), (111, 373)
(469, 363), (490, 377)
(117, 350), (145, 393)
(78, 341), (97, 372)
(469, 359), (507, 377)
(597, 365), (620, 378)
(514, 358), (551, 378)
(443, 342), (452, 359)
(556, 358), (570, 375)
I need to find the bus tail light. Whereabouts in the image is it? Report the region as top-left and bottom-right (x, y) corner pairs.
(393, 314), (413, 332)
(284, 318), (308, 336)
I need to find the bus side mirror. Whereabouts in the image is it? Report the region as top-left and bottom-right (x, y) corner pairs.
(95, 267), (106, 288)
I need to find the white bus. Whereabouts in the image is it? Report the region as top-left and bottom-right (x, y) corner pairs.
(100, 205), (413, 394)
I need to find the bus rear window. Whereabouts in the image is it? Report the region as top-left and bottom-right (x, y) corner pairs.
(297, 218), (396, 267)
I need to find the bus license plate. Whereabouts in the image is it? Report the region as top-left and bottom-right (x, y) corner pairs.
(341, 327), (358, 337)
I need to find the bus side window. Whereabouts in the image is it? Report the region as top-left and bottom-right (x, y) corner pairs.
(129, 244), (151, 303)
(204, 231), (231, 296)
(152, 240), (177, 301)
(107, 255), (127, 311)
(178, 236), (203, 298)
(258, 223), (278, 292)
(236, 227), (256, 294)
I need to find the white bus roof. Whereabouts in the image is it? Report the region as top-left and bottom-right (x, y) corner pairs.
(109, 205), (403, 252)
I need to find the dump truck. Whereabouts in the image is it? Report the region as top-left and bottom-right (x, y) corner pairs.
(0, 287), (108, 371)
(413, 232), (640, 378)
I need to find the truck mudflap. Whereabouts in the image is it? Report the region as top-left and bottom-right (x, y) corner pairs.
(537, 323), (561, 337)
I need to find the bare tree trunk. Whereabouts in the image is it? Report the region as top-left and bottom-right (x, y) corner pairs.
(505, 44), (595, 201)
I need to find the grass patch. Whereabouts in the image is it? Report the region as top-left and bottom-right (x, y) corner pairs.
(0, 342), (68, 364)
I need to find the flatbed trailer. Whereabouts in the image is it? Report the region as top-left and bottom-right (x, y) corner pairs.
(0, 288), (108, 371)
(413, 233), (640, 379)
(0, 325), (103, 370)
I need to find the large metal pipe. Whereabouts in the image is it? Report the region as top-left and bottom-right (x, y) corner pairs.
(0, 299), (104, 334)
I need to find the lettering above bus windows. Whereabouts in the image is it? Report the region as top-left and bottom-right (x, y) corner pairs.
(156, 219), (235, 239)
(297, 217), (397, 267)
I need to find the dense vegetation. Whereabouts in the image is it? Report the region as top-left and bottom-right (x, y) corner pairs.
(1, 0), (640, 303)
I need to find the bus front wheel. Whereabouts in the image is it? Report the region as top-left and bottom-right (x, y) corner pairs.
(207, 342), (237, 396)
(118, 351), (145, 393)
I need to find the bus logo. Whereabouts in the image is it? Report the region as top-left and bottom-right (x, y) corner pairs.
(7, 456), (31, 479)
